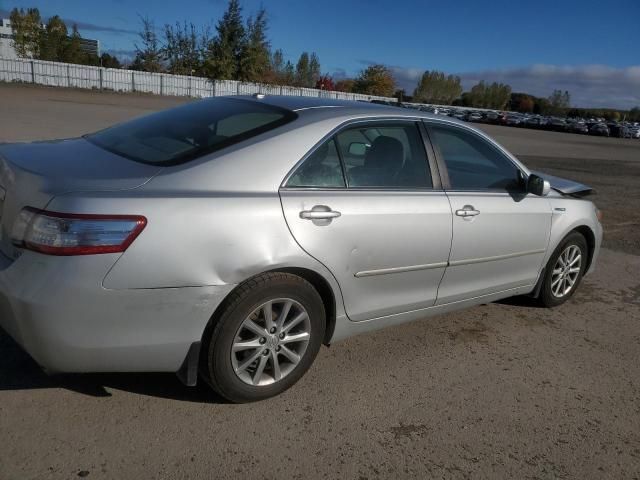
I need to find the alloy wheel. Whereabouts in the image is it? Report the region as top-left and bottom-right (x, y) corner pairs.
(551, 245), (582, 298)
(231, 298), (311, 386)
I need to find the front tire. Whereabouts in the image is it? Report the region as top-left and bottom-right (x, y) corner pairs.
(201, 272), (325, 403)
(539, 232), (588, 307)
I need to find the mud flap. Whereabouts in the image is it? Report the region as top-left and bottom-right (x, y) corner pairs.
(176, 341), (201, 387)
(530, 267), (546, 298)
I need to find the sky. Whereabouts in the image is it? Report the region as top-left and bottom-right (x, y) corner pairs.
(1, 0), (639, 108)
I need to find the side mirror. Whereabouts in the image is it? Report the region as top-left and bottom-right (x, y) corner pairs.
(348, 142), (368, 156)
(527, 174), (551, 196)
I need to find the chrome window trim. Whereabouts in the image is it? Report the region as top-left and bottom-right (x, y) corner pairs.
(280, 187), (449, 195)
(280, 116), (441, 191)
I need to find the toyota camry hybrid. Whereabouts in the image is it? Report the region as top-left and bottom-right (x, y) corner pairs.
(0, 95), (602, 402)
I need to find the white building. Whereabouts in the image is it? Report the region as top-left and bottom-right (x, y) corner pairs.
(0, 18), (18, 59)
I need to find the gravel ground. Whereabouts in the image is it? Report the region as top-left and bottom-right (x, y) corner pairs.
(0, 84), (639, 480)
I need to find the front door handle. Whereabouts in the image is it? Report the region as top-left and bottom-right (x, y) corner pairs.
(300, 205), (341, 221)
(455, 205), (480, 218)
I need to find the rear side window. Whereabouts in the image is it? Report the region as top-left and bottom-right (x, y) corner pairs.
(286, 139), (345, 188)
(85, 98), (296, 165)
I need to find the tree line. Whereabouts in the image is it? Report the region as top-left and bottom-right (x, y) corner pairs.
(407, 73), (576, 115)
(8, 2), (396, 95)
(129, 3), (323, 88)
(129, 0), (397, 95)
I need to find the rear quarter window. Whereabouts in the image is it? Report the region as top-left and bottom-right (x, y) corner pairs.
(85, 97), (297, 166)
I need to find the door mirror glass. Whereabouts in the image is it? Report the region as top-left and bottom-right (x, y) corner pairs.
(348, 142), (368, 156)
(527, 174), (551, 196)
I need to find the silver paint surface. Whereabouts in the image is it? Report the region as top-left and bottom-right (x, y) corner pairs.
(0, 96), (602, 373)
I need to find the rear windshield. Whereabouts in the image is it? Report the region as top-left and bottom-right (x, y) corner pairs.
(85, 97), (297, 165)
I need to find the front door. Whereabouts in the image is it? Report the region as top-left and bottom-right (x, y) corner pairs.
(426, 122), (552, 304)
(280, 120), (452, 321)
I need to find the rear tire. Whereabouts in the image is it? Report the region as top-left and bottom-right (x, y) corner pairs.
(539, 232), (588, 307)
(201, 272), (325, 403)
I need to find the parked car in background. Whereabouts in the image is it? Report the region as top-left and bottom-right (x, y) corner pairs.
(570, 122), (590, 134)
(505, 115), (523, 126)
(0, 96), (602, 402)
(608, 123), (630, 138)
(467, 112), (484, 122)
(547, 118), (568, 132)
(589, 123), (610, 137)
(453, 111), (467, 121)
(485, 111), (500, 124)
(526, 116), (544, 129)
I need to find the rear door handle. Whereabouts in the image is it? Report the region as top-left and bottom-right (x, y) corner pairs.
(455, 205), (480, 217)
(300, 205), (341, 220)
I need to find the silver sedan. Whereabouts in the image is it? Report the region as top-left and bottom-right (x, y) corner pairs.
(0, 96), (602, 402)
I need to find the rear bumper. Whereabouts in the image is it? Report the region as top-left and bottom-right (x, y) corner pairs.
(0, 251), (234, 373)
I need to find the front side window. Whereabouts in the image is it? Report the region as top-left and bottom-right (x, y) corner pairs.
(86, 97), (296, 165)
(335, 123), (432, 188)
(429, 125), (524, 191)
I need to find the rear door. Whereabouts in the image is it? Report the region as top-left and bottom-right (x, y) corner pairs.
(280, 120), (452, 322)
(426, 122), (552, 304)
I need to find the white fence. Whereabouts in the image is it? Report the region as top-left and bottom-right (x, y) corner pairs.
(0, 57), (397, 103)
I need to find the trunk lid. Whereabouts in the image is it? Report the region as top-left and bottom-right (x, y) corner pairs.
(0, 137), (161, 259)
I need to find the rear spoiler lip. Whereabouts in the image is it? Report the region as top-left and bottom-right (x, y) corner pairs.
(531, 170), (594, 196)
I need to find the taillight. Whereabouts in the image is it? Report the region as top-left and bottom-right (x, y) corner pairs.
(11, 208), (146, 256)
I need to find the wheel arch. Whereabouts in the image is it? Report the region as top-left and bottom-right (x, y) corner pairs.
(571, 225), (596, 273)
(267, 267), (337, 345)
(200, 267), (337, 350)
(531, 224), (596, 299)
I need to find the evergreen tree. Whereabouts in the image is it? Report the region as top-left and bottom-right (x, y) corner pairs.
(62, 24), (84, 64)
(309, 52), (321, 87)
(205, 0), (246, 80)
(39, 15), (68, 61)
(271, 49), (285, 75)
(239, 8), (270, 82)
(295, 52), (310, 87)
(283, 60), (295, 85)
(100, 53), (122, 69)
(268, 48), (285, 83)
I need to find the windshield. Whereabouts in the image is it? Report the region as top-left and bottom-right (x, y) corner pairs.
(85, 97), (297, 165)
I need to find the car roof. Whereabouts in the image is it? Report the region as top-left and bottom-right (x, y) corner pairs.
(236, 94), (390, 111)
(234, 94), (444, 121)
